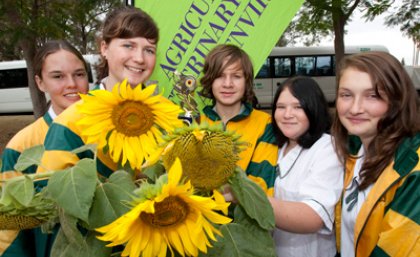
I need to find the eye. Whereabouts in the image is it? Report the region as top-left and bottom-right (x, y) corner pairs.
(75, 71), (87, 77)
(339, 92), (351, 98)
(367, 93), (380, 99)
(145, 48), (155, 55)
(123, 44), (133, 49)
(52, 74), (63, 79)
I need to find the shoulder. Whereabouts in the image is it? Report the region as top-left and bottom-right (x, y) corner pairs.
(249, 109), (271, 124)
(304, 134), (339, 161)
(54, 101), (83, 127)
(311, 134), (335, 149)
(5, 117), (48, 151)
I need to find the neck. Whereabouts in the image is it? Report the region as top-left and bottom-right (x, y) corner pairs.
(284, 140), (298, 155)
(104, 76), (118, 91)
(215, 103), (242, 123)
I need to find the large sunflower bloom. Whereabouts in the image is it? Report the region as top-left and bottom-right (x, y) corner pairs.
(96, 158), (231, 257)
(152, 123), (245, 192)
(76, 80), (184, 169)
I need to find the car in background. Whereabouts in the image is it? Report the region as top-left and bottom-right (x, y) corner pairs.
(0, 54), (100, 114)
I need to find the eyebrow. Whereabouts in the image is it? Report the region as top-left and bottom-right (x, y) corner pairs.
(47, 68), (86, 74)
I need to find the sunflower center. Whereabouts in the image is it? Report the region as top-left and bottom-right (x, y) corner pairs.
(111, 100), (154, 137)
(140, 196), (189, 228)
(163, 132), (238, 191)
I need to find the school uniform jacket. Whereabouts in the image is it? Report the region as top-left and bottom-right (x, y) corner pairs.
(0, 112), (55, 257)
(1, 113), (52, 173)
(38, 101), (116, 178)
(201, 103), (278, 196)
(335, 133), (420, 257)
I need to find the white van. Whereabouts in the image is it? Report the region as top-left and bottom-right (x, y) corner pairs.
(253, 45), (392, 108)
(0, 55), (100, 114)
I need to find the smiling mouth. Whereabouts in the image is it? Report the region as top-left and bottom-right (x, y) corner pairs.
(127, 66), (144, 73)
(64, 93), (80, 97)
(347, 117), (368, 123)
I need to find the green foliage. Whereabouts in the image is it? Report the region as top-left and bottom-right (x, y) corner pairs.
(14, 144), (44, 172)
(0, 175), (34, 206)
(383, 0), (419, 45)
(204, 206), (276, 257)
(229, 170), (275, 230)
(46, 158), (98, 223)
(87, 170), (135, 229)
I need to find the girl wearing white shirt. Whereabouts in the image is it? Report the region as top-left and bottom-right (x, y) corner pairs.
(269, 76), (343, 257)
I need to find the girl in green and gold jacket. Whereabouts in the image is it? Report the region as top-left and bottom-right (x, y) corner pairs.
(332, 51), (419, 257)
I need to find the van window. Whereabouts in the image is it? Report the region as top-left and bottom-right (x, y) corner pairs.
(274, 57), (291, 77)
(0, 68), (28, 89)
(252, 45), (390, 108)
(315, 56), (333, 76)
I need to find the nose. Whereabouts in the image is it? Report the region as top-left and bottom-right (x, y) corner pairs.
(349, 96), (364, 115)
(133, 49), (144, 63)
(66, 75), (78, 88)
(222, 76), (233, 87)
(283, 107), (294, 118)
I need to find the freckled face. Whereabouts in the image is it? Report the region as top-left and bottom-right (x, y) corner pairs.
(101, 37), (156, 90)
(336, 67), (389, 146)
(35, 50), (89, 115)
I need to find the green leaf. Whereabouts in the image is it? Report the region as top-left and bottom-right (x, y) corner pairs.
(57, 209), (85, 246)
(87, 171), (135, 229)
(84, 231), (113, 257)
(14, 145), (44, 172)
(51, 210), (112, 257)
(141, 162), (166, 181)
(50, 227), (85, 257)
(46, 158), (97, 223)
(0, 175), (34, 206)
(229, 171), (275, 230)
(71, 144), (97, 155)
(204, 221), (276, 257)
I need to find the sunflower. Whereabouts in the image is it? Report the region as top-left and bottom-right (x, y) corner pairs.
(76, 80), (184, 170)
(156, 123), (245, 192)
(96, 158), (232, 257)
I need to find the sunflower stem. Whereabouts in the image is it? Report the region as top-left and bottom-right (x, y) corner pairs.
(0, 171), (55, 183)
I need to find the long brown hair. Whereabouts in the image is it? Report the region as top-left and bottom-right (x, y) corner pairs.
(332, 51), (419, 190)
(200, 44), (255, 104)
(97, 6), (159, 81)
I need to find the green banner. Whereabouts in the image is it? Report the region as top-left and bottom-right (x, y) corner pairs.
(136, 0), (304, 108)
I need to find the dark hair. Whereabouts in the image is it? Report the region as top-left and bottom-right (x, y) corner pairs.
(271, 76), (331, 148)
(97, 6), (159, 80)
(200, 44), (255, 104)
(332, 51), (419, 190)
(33, 40), (87, 79)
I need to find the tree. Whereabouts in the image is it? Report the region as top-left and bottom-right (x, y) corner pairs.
(65, 0), (122, 54)
(0, 0), (70, 117)
(280, 0), (418, 68)
(0, 0), (122, 117)
(366, 0), (420, 65)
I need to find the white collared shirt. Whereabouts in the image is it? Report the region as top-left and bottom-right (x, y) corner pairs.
(273, 134), (343, 257)
(341, 147), (373, 257)
(47, 106), (58, 120)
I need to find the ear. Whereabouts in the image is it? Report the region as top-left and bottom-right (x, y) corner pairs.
(100, 41), (108, 59)
(35, 75), (47, 92)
